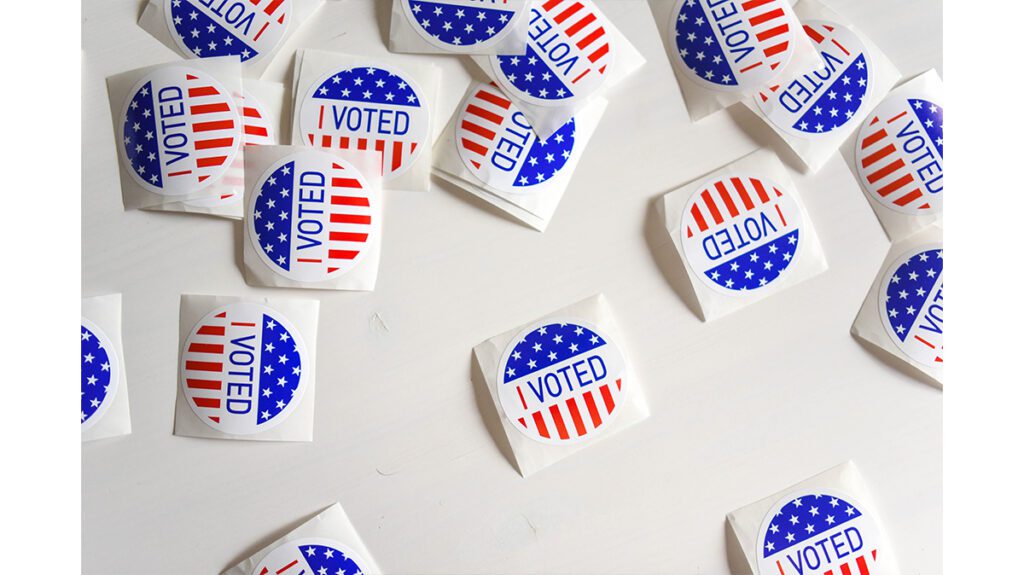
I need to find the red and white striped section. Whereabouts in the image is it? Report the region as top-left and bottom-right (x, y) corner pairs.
(857, 113), (933, 211)
(459, 85), (513, 170)
(184, 73), (240, 184)
(306, 106), (420, 178)
(758, 22), (845, 103)
(514, 379), (624, 441)
(181, 311), (232, 424)
(539, 0), (611, 83)
(321, 162), (374, 274)
(820, 549), (877, 575)
(247, 0), (288, 29)
(740, 0), (792, 74)
(685, 176), (785, 238)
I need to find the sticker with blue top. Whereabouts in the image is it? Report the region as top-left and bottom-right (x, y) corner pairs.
(253, 538), (369, 575)
(456, 83), (576, 193)
(490, 0), (615, 106)
(402, 0), (527, 51)
(756, 489), (885, 575)
(879, 245), (943, 366)
(82, 319), (120, 431)
(681, 175), (803, 295)
(165, 0), (291, 64)
(756, 21), (872, 137)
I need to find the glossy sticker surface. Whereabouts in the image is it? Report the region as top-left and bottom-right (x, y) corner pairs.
(879, 246), (943, 366)
(165, 0), (291, 64)
(81, 318), (120, 431)
(401, 0), (527, 51)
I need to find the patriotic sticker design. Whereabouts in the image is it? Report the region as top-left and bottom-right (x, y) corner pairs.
(299, 65), (428, 180)
(879, 245), (943, 366)
(81, 319), (119, 431)
(401, 0), (527, 51)
(181, 302), (309, 435)
(756, 490), (884, 575)
(490, 0), (615, 105)
(671, 0), (797, 91)
(498, 319), (628, 445)
(681, 175), (803, 294)
(756, 21), (872, 137)
(248, 149), (378, 282)
(165, 0), (291, 64)
(456, 83), (576, 193)
(253, 538), (368, 575)
(120, 66), (242, 196)
(855, 96), (943, 214)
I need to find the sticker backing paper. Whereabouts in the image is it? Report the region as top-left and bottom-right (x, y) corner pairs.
(388, 0), (530, 55)
(82, 294), (132, 442)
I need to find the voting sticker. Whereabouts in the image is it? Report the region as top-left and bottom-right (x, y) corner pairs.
(165, 0), (291, 64)
(401, 0), (527, 52)
(490, 0), (614, 106)
(879, 246), (943, 366)
(81, 319), (120, 431)
(456, 83), (576, 193)
(671, 0), (797, 92)
(254, 538), (369, 575)
(756, 490), (884, 575)
(756, 21), (872, 137)
(119, 66), (242, 196)
(497, 319), (629, 445)
(247, 149), (378, 282)
(181, 302), (309, 435)
(855, 95), (943, 214)
(681, 175), (803, 294)
(299, 65), (428, 180)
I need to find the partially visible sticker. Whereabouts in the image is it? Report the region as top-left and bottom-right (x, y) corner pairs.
(879, 245), (943, 366)
(490, 0), (615, 106)
(181, 302), (309, 435)
(680, 175), (803, 294)
(253, 538), (369, 575)
(299, 65), (428, 180)
(756, 21), (872, 137)
(81, 318), (120, 431)
(756, 489), (885, 575)
(671, 0), (798, 92)
(497, 318), (629, 445)
(165, 0), (291, 64)
(247, 149), (378, 282)
(455, 83), (576, 193)
(855, 95), (943, 214)
(401, 0), (527, 52)
(120, 66), (242, 196)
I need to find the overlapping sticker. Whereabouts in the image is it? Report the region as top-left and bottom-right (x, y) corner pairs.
(253, 538), (368, 575)
(299, 65), (428, 180)
(491, 0), (614, 105)
(671, 0), (797, 91)
(855, 95), (943, 214)
(497, 319), (628, 445)
(248, 149), (378, 282)
(181, 302), (309, 435)
(401, 0), (527, 51)
(879, 246), (943, 366)
(756, 490), (884, 575)
(456, 83), (576, 193)
(81, 319), (120, 431)
(120, 66), (242, 196)
(681, 175), (803, 294)
(165, 0), (291, 64)
(756, 21), (872, 137)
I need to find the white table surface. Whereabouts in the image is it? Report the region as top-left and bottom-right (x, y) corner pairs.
(82, 1), (943, 573)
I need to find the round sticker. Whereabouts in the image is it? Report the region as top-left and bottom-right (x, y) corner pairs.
(81, 318), (119, 431)
(855, 95), (943, 214)
(680, 175), (803, 294)
(247, 149), (378, 282)
(756, 490), (885, 575)
(185, 89), (278, 209)
(180, 302), (309, 435)
(120, 66), (242, 196)
(165, 0), (291, 64)
(455, 83), (576, 193)
(670, 0), (797, 92)
(401, 0), (527, 52)
(299, 65), (428, 181)
(756, 21), (872, 137)
(497, 319), (629, 445)
(879, 245), (943, 366)
(490, 0), (615, 106)
(253, 538), (368, 575)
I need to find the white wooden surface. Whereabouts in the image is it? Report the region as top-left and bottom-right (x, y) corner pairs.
(82, 1), (942, 573)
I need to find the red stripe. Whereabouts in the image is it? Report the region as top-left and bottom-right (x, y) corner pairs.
(331, 178), (363, 189)
(861, 128), (888, 149)
(244, 125), (269, 137)
(554, 2), (583, 24)
(732, 178), (755, 210)
(192, 120), (235, 133)
(231, 322), (255, 327)
(861, 144), (896, 168)
(532, 411), (550, 438)
(196, 156), (227, 168)
(541, 0), (564, 9)
(197, 325), (225, 336)
(186, 361), (222, 372)
(715, 181), (739, 218)
(856, 555), (870, 575)
(565, 398), (587, 436)
(756, 23), (789, 42)
(741, 0), (773, 9)
(749, 8), (784, 26)
(739, 61), (764, 73)
(264, 0), (284, 15)
(392, 140), (404, 172)
(466, 104), (504, 125)
(588, 43), (610, 63)
(194, 138), (234, 150)
(599, 384), (615, 413)
(477, 90), (512, 109)
(867, 159), (906, 184)
(276, 559), (299, 574)
(831, 38), (850, 56)
(461, 120), (497, 140)
(803, 24), (825, 44)
(190, 102), (230, 115)
(193, 397), (221, 409)
(329, 231), (369, 243)
(358, 138), (368, 150)
(188, 343), (223, 354)
(328, 250), (359, 260)
(565, 12), (596, 36)
(701, 190), (724, 224)
(690, 203), (709, 232)
(461, 138), (489, 157)
(840, 563), (853, 575)
(188, 86), (219, 98)
(167, 170), (192, 177)
(876, 173), (914, 197)
(253, 21), (270, 42)
(576, 27), (605, 50)
(888, 111), (909, 124)
(763, 41), (789, 57)
(331, 195), (370, 206)
(296, 258), (321, 263)
(187, 379), (222, 390)
(583, 391), (602, 428)
(516, 386), (528, 410)
(775, 204), (788, 227)
(549, 405), (570, 439)
(893, 188), (923, 206)
(322, 134), (333, 148)
(751, 178), (771, 203)
(243, 106), (262, 118)
(331, 213), (372, 224)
